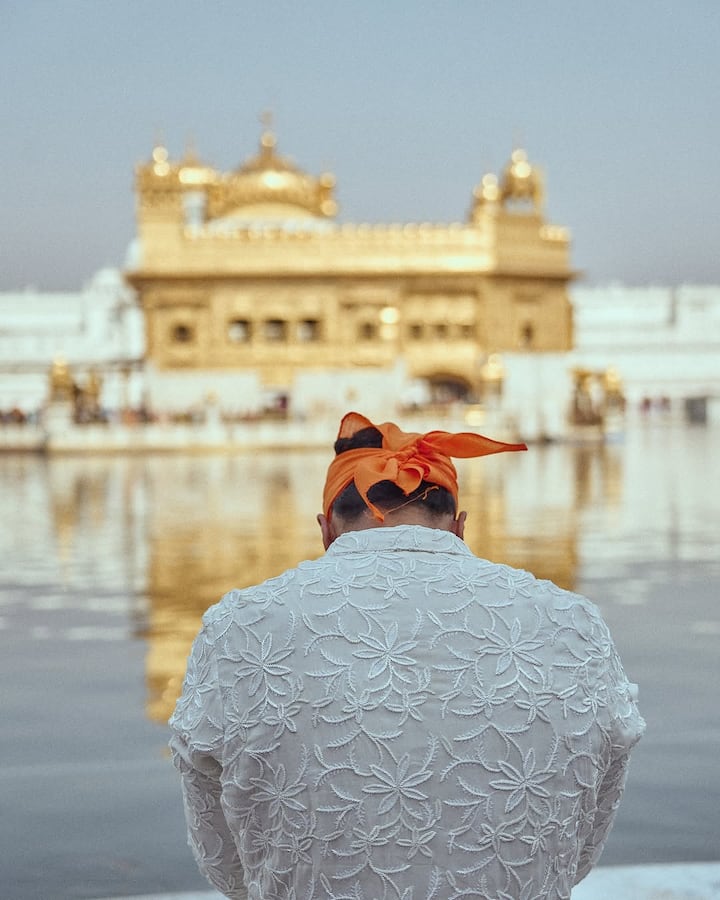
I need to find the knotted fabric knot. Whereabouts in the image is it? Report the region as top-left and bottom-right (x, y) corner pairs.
(323, 412), (527, 521)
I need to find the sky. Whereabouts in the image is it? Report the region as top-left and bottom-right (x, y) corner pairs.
(1, 0), (719, 290)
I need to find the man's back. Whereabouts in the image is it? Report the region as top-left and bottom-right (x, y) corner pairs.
(170, 524), (644, 900)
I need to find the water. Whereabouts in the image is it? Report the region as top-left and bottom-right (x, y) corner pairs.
(1, 422), (719, 899)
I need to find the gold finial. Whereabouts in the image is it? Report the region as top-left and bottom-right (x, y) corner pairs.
(179, 136), (216, 186)
(259, 109), (277, 151)
(479, 173), (499, 201)
(510, 148), (532, 179)
(151, 142), (170, 177)
(183, 134), (199, 164)
(499, 145), (544, 211)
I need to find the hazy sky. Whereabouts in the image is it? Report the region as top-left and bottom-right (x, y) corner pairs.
(2, 0), (718, 290)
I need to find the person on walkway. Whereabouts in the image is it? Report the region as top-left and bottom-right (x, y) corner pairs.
(169, 411), (644, 900)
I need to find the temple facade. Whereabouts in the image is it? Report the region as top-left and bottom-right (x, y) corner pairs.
(3, 133), (718, 442)
(125, 129), (575, 430)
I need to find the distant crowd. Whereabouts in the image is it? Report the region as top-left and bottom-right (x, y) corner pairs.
(0, 408), (38, 425)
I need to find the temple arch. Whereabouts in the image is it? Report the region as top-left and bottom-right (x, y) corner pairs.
(424, 373), (473, 404)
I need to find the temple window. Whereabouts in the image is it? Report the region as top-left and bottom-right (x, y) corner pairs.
(520, 322), (535, 348)
(171, 323), (194, 343)
(378, 307), (399, 342)
(264, 319), (287, 342)
(409, 323), (424, 340)
(434, 323), (448, 339)
(460, 324), (475, 339)
(359, 322), (377, 340)
(227, 319), (252, 343)
(298, 319), (321, 342)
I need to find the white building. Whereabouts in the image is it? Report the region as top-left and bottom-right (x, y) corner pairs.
(570, 284), (720, 421)
(0, 268), (144, 415)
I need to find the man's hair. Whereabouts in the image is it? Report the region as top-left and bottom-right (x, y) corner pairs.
(331, 425), (457, 521)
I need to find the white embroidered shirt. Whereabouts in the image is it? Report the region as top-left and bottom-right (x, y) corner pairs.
(169, 525), (644, 900)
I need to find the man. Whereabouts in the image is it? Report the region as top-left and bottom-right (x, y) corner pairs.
(169, 411), (644, 900)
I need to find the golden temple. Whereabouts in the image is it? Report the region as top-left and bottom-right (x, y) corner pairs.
(126, 126), (574, 412)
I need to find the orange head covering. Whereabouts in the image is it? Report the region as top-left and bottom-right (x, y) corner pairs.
(323, 411), (527, 521)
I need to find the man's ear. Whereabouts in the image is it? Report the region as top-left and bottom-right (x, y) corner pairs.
(451, 510), (467, 541)
(317, 513), (335, 550)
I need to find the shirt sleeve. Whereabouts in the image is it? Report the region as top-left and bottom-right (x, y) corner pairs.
(573, 621), (646, 884)
(169, 617), (247, 900)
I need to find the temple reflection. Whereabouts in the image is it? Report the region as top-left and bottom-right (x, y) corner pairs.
(42, 446), (624, 724)
(140, 455), (327, 720)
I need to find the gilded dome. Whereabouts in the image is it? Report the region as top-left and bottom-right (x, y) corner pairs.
(206, 130), (338, 222)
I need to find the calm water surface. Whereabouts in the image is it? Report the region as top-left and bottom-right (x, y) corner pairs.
(1, 422), (718, 899)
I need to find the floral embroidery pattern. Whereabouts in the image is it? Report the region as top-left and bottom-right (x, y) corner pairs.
(170, 525), (644, 900)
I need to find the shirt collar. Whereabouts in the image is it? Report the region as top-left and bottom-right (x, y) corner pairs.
(325, 523), (474, 558)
